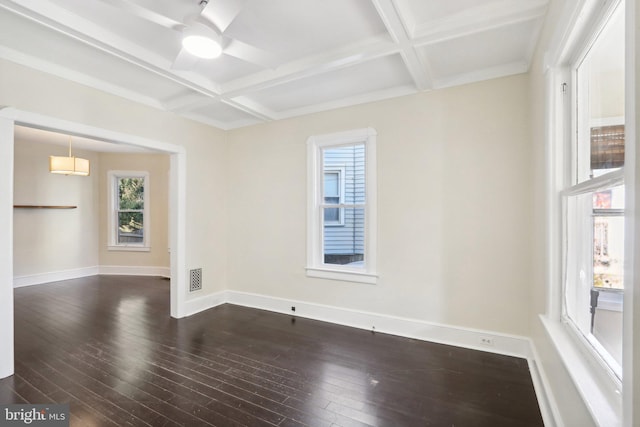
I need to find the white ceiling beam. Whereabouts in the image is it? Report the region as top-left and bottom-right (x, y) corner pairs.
(432, 61), (529, 90)
(222, 97), (276, 122)
(221, 36), (400, 97)
(391, 0), (418, 40)
(162, 92), (219, 114)
(371, 0), (431, 90)
(412, 0), (549, 46)
(179, 112), (261, 131)
(272, 85), (419, 123)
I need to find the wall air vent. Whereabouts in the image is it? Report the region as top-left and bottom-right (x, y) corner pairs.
(189, 268), (202, 292)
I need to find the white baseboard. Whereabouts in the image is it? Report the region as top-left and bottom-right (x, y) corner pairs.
(183, 291), (227, 317)
(226, 290), (531, 358)
(99, 265), (170, 277)
(13, 266), (99, 288)
(527, 341), (563, 427)
(14, 265), (170, 287)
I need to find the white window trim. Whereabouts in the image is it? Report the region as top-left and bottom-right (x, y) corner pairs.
(323, 167), (346, 226)
(543, 0), (624, 425)
(107, 170), (150, 252)
(306, 128), (377, 284)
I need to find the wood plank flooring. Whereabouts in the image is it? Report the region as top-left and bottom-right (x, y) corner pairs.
(1, 275), (544, 426)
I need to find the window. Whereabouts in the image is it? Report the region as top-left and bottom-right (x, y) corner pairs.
(108, 171), (150, 251)
(544, 1), (625, 423)
(561, 0), (625, 379)
(307, 128), (377, 284)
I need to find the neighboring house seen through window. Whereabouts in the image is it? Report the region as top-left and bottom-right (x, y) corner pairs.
(108, 171), (150, 251)
(323, 169), (344, 226)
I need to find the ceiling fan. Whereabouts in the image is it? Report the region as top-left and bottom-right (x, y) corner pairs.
(101, 0), (277, 70)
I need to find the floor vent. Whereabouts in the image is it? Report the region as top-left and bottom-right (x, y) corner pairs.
(189, 268), (202, 292)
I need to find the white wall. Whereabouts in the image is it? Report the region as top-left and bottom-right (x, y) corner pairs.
(13, 139), (99, 280)
(226, 74), (533, 336)
(0, 118), (14, 378)
(625, 0), (639, 423)
(98, 152), (170, 270)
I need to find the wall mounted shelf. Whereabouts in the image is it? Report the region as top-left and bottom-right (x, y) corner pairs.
(13, 205), (77, 209)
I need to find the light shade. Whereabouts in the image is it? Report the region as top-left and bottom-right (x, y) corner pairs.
(49, 155), (90, 176)
(182, 35), (222, 59)
(182, 23), (222, 59)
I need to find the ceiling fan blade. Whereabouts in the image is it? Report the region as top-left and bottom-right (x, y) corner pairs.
(99, 0), (184, 30)
(171, 47), (200, 70)
(224, 39), (278, 69)
(200, 0), (246, 33)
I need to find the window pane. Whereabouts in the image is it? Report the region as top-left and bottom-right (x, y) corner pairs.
(118, 177), (144, 210)
(565, 187), (623, 375)
(323, 207), (364, 265)
(575, 5), (625, 183)
(117, 212), (144, 244)
(323, 144), (365, 204)
(324, 172), (339, 198)
(592, 185), (624, 291)
(324, 204), (340, 224)
(565, 192), (592, 330)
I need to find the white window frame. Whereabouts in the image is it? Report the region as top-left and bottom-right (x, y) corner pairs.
(543, 1), (625, 425)
(107, 170), (150, 252)
(306, 128), (377, 284)
(323, 167), (346, 226)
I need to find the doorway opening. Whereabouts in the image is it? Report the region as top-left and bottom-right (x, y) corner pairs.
(0, 107), (188, 379)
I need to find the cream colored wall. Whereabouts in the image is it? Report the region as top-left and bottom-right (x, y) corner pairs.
(628, 0), (640, 419)
(0, 58), (228, 298)
(13, 139), (99, 277)
(227, 74), (533, 336)
(98, 153), (170, 268)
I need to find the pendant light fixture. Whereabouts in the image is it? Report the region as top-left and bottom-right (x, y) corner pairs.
(49, 136), (90, 176)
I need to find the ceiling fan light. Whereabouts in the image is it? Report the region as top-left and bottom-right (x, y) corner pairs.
(182, 35), (222, 59)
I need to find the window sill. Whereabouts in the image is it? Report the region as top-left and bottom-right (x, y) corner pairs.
(540, 315), (621, 426)
(108, 245), (150, 252)
(306, 267), (377, 284)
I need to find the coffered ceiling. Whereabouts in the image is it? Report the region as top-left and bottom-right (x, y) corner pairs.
(0, 0), (548, 130)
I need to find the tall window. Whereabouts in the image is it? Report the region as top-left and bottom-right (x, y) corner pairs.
(108, 171), (150, 251)
(562, 1), (624, 378)
(307, 128), (377, 284)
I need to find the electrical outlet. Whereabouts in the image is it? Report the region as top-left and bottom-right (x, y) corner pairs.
(480, 337), (494, 346)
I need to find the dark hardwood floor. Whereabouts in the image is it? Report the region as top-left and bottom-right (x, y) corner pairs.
(1, 276), (543, 426)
